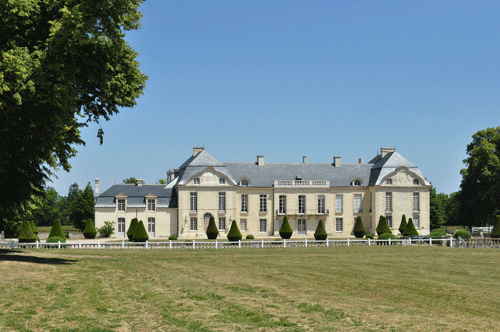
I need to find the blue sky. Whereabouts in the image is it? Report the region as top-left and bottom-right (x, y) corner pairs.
(50, 0), (500, 196)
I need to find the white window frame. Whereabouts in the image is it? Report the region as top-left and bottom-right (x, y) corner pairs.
(298, 195), (306, 214)
(148, 199), (155, 211)
(298, 219), (306, 234)
(190, 192), (197, 212)
(336, 195), (343, 213)
(241, 194), (248, 213)
(190, 217), (197, 231)
(413, 192), (420, 212)
(240, 219), (247, 231)
(194, 178), (200, 185)
(148, 217), (155, 233)
(260, 194), (267, 213)
(118, 218), (125, 233)
(413, 215), (420, 228)
(386, 192), (393, 212)
(240, 179), (249, 186)
(414, 179), (420, 186)
(219, 192), (226, 212)
(260, 219), (267, 233)
(318, 195), (325, 214)
(336, 218), (343, 232)
(279, 195), (286, 214)
(387, 178), (392, 185)
(354, 194), (362, 213)
(117, 199), (125, 211)
(219, 217), (226, 230)
(219, 178), (225, 185)
(386, 215), (393, 228)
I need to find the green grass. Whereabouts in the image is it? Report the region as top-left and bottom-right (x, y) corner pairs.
(1, 246), (500, 331)
(37, 226), (81, 233)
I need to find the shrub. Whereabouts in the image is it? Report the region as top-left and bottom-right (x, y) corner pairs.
(403, 218), (419, 236)
(491, 215), (500, 238)
(376, 216), (392, 235)
(127, 218), (139, 241)
(399, 215), (407, 235)
(429, 228), (447, 239)
(378, 233), (399, 240)
(353, 216), (366, 238)
(30, 220), (39, 235)
(365, 234), (374, 239)
(246, 234), (254, 240)
(227, 220), (243, 242)
(279, 216), (293, 239)
(453, 229), (471, 239)
(206, 216), (219, 239)
(83, 219), (97, 239)
(49, 219), (66, 240)
(98, 221), (115, 238)
(46, 236), (66, 243)
(133, 220), (149, 242)
(314, 220), (328, 240)
(18, 220), (37, 243)
(169, 235), (178, 240)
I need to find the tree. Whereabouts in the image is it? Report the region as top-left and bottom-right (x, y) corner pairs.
(18, 220), (37, 243)
(314, 220), (327, 240)
(206, 216), (219, 239)
(133, 220), (149, 242)
(399, 215), (407, 235)
(127, 218), (139, 241)
(0, 0), (147, 232)
(403, 218), (419, 237)
(67, 183), (95, 231)
(353, 216), (366, 238)
(48, 219), (66, 240)
(32, 187), (65, 226)
(429, 186), (446, 229)
(491, 215), (500, 238)
(122, 177), (138, 185)
(83, 219), (97, 239)
(458, 127), (500, 226)
(376, 216), (392, 236)
(279, 216), (293, 239)
(227, 220), (242, 242)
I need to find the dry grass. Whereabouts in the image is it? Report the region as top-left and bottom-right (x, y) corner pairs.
(1, 246), (500, 331)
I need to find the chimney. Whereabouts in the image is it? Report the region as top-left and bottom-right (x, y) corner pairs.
(381, 148), (395, 158)
(137, 179), (143, 187)
(334, 156), (341, 167)
(94, 178), (99, 195)
(257, 155), (264, 166)
(303, 156), (307, 164)
(359, 158), (363, 164)
(193, 147), (204, 156)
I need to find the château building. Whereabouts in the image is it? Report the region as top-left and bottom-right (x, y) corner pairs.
(94, 147), (430, 238)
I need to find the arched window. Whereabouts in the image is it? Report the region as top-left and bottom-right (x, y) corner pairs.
(352, 179), (361, 186)
(219, 178), (225, 185)
(414, 179), (419, 185)
(240, 180), (249, 186)
(387, 179), (392, 185)
(194, 178), (200, 185)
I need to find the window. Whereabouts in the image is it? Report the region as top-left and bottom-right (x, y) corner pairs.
(413, 215), (420, 228)
(336, 218), (343, 232)
(413, 192), (420, 212)
(240, 179), (249, 186)
(118, 218), (125, 233)
(194, 178), (200, 185)
(318, 195), (325, 214)
(220, 178), (225, 185)
(118, 199), (125, 211)
(279, 195), (287, 214)
(219, 217), (226, 230)
(190, 192), (197, 212)
(204, 213), (211, 230)
(336, 195), (343, 213)
(190, 217), (197, 231)
(386, 215), (392, 228)
(352, 179), (361, 186)
(386, 192), (392, 212)
(240, 219), (247, 231)
(219, 192), (226, 212)
(148, 199), (155, 211)
(241, 194), (248, 213)
(298, 219), (306, 234)
(354, 194), (362, 213)
(260, 219), (267, 233)
(148, 218), (155, 233)
(414, 179), (419, 186)
(387, 178), (392, 185)
(260, 195), (267, 213)
(298, 195), (306, 214)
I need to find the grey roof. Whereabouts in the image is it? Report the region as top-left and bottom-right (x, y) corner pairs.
(176, 150), (236, 185)
(368, 151), (430, 186)
(95, 184), (177, 208)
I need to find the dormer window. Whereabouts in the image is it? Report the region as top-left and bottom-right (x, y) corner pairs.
(148, 199), (156, 211)
(194, 178), (200, 185)
(240, 180), (249, 186)
(387, 179), (392, 185)
(295, 175), (302, 180)
(117, 199), (125, 211)
(414, 179), (419, 185)
(352, 179), (361, 186)
(219, 178), (225, 185)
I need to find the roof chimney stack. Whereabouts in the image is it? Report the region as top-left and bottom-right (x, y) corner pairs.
(193, 147), (204, 156)
(95, 178), (99, 195)
(359, 158), (363, 164)
(257, 155), (264, 166)
(303, 156), (307, 164)
(137, 179), (143, 187)
(334, 156), (341, 167)
(381, 148), (395, 158)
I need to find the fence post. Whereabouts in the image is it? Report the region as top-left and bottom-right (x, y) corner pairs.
(169, 240), (172, 249)
(121, 241), (124, 249)
(389, 238), (391, 245)
(58, 241), (61, 249)
(450, 237), (453, 248)
(36, 241), (39, 249)
(430, 238), (432, 246)
(347, 238), (350, 247)
(409, 238), (411, 246)
(284, 239), (287, 248)
(261, 239), (264, 248)
(78, 241), (81, 249)
(145, 240), (148, 249)
(326, 238), (329, 247)
(368, 238), (371, 246)
(238, 240), (241, 249)
(193, 240), (196, 249)
(305, 239), (308, 248)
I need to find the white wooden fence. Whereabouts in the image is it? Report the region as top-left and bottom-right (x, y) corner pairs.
(0, 237), (481, 250)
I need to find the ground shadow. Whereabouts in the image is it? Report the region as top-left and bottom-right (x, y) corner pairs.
(0, 249), (78, 265)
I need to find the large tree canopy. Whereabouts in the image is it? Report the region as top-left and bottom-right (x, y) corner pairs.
(458, 127), (500, 226)
(0, 0), (147, 229)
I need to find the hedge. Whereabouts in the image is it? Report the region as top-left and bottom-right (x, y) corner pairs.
(279, 216), (293, 239)
(49, 219), (66, 240)
(376, 216), (392, 235)
(353, 216), (366, 238)
(18, 220), (37, 243)
(491, 215), (500, 238)
(403, 218), (419, 236)
(399, 215), (407, 235)
(133, 220), (149, 242)
(314, 220), (327, 240)
(227, 220), (242, 241)
(206, 216), (219, 239)
(127, 218), (139, 241)
(453, 229), (471, 239)
(83, 219), (97, 239)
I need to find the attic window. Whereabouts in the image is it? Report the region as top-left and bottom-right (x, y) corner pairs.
(352, 179), (362, 186)
(387, 179), (392, 185)
(240, 180), (249, 186)
(220, 178), (225, 185)
(194, 178), (200, 185)
(295, 175), (302, 180)
(414, 179), (419, 185)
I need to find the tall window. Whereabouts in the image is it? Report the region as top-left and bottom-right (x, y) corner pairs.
(318, 195), (325, 214)
(298, 195), (306, 214)
(194, 178), (200, 185)
(241, 194), (248, 213)
(386, 192), (392, 212)
(279, 195), (286, 214)
(190, 192), (197, 212)
(148, 218), (155, 233)
(260, 195), (267, 213)
(148, 199), (155, 211)
(118, 199), (125, 211)
(354, 194), (362, 213)
(413, 193), (420, 212)
(219, 217), (226, 230)
(336, 218), (343, 232)
(219, 192), (226, 212)
(240, 219), (247, 231)
(413, 215), (420, 228)
(118, 218), (125, 233)
(386, 215), (392, 228)
(190, 217), (197, 231)
(260, 219), (267, 233)
(414, 179), (419, 185)
(336, 195), (343, 213)
(204, 213), (211, 230)
(298, 219), (306, 234)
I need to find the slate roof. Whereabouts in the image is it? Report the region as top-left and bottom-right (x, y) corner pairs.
(176, 150), (237, 185)
(95, 184), (177, 208)
(368, 151), (430, 186)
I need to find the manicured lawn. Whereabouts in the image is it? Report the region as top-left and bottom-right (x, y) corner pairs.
(37, 226), (81, 233)
(1, 246), (499, 331)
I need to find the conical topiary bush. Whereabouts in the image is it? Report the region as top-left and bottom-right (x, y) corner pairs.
(279, 216), (293, 239)
(206, 216), (219, 239)
(399, 215), (407, 235)
(314, 220), (327, 240)
(491, 215), (500, 238)
(403, 218), (419, 236)
(18, 220), (37, 243)
(353, 216), (366, 238)
(133, 220), (149, 242)
(30, 220), (38, 235)
(49, 219), (66, 239)
(376, 216), (392, 236)
(227, 220), (242, 241)
(127, 218), (139, 241)
(83, 219), (97, 239)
